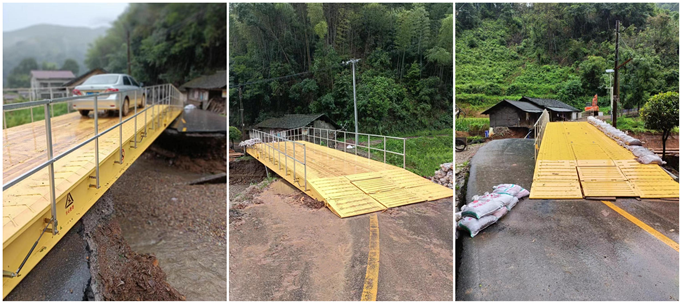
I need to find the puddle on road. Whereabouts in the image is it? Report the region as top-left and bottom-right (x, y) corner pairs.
(119, 224), (227, 301)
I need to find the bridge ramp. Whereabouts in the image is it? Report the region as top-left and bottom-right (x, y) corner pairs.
(3, 102), (180, 297)
(530, 122), (678, 199)
(246, 141), (452, 218)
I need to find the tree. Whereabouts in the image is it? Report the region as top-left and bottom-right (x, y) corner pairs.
(7, 58), (38, 88)
(61, 59), (80, 76)
(640, 91), (679, 161)
(229, 126), (243, 149)
(41, 62), (58, 70)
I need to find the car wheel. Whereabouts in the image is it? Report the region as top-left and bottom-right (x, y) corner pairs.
(122, 99), (130, 116)
(78, 110), (90, 117)
(139, 94), (145, 108)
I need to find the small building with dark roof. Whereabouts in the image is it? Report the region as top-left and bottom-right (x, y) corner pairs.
(255, 113), (339, 131)
(519, 96), (581, 121)
(180, 70), (226, 113)
(30, 70), (76, 100)
(481, 99), (544, 128)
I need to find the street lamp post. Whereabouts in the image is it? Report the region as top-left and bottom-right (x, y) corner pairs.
(606, 69), (614, 122)
(343, 59), (360, 145)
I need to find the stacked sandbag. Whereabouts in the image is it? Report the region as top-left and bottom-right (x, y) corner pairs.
(431, 162), (454, 189)
(457, 184), (530, 238)
(587, 117), (665, 164)
(239, 138), (263, 147)
(587, 116), (642, 146)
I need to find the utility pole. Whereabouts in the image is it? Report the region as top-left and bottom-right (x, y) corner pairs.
(343, 59), (361, 144)
(239, 86), (245, 139)
(126, 29), (131, 75)
(613, 20), (620, 128)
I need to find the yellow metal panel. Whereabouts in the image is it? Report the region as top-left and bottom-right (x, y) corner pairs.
(308, 177), (386, 218)
(533, 160), (578, 180)
(630, 181), (679, 198)
(581, 181), (637, 197)
(529, 180), (583, 199)
(577, 166), (627, 182)
(576, 160), (615, 167)
(369, 188), (421, 208)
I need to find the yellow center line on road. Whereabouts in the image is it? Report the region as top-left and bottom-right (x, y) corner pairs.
(601, 201), (679, 252)
(361, 213), (380, 301)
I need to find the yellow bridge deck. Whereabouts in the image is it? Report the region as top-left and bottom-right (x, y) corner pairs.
(3, 105), (180, 297)
(530, 121), (678, 199)
(246, 141), (452, 218)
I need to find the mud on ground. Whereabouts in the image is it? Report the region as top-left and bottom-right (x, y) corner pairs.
(83, 192), (185, 301)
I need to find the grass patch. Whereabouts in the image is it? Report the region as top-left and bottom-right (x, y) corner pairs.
(4, 103), (71, 128)
(455, 117), (490, 132)
(607, 116), (679, 134)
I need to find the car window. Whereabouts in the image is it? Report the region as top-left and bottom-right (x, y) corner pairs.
(83, 75), (119, 85)
(123, 76), (132, 86)
(130, 77), (140, 87)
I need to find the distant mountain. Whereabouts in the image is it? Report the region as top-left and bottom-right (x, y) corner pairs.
(3, 24), (108, 85)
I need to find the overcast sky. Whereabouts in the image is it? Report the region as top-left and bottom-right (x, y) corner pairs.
(3, 3), (129, 32)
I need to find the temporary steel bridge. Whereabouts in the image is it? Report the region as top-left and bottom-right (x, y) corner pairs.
(246, 127), (453, 218)
(2, 84), (182, 297)
(530, 110), (678, 199)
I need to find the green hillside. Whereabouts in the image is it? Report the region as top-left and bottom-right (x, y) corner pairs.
(3, 24), (108, 85)
(455, 3), (679, 115)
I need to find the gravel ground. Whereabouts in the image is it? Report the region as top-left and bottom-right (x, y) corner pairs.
(455, 143), (485, 165)
(110, 152), (227, 244)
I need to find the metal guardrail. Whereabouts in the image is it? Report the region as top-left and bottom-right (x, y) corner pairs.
(291, 127), (406, 169)
(534, 109), (550, 161)
(2, 83), (182, 277)
(248, 129), (307, 191)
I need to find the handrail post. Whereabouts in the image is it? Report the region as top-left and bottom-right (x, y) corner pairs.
(144, 88), (148, 137)
(94, 95), (100, 188)
(304, 145), (307, 192)
(368, 134), (371, 160)
(344, 131), (347, 153)
(293, 141), (296, 183)
(44, 102), (58, 235)
(133, 90), (138, 148)
(403, 138), (406, 169)
(117, 91), (123, 164)
(285, 140), (287, 175)
(383, 137), (386, 163)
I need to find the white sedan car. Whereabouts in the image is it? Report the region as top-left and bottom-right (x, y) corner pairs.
(72, 74), (145, 117)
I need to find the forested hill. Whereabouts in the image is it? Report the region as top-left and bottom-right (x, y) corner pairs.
(85, 3), (226, 86)
(456, 3), (679, 114)
(229, 3), (453, 135)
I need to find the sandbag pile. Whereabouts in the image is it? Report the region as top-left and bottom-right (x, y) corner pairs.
(587, 117), (665, 165)
(456, 184), (529, 238)
(431, 162), (454, 189)
(239, 138), (262, 147)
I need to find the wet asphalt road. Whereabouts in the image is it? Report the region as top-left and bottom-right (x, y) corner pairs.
(5, 221), (90, 301)
(229, 180), (453, 301)
(456, 139), (679, 300)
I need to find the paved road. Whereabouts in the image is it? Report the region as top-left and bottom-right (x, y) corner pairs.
(457, 139), (679, 301)
(229, 180), (453, 300)
(5, 221), (91, 301)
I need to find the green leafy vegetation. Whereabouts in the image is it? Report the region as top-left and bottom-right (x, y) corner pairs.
(229, 3), (453, 135)
(456, 3), (679, 113)
(229, 126), (242, 146)
(455, 117), (490, 132)
(4, 103), (70, 128)
(86, 3), (226, 86)
(641, 91), (679, 159)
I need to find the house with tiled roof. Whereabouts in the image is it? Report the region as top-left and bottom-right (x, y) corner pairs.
(180, 70), (226, 113)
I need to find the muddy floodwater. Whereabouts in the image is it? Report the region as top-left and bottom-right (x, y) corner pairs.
(110, 145), (227, 301)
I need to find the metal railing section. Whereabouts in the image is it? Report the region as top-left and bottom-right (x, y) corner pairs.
(285, 127), (406, 169)
(2, 83), (182, 278)
(534, 109), (550, 161)
(248, 129), (307, 191)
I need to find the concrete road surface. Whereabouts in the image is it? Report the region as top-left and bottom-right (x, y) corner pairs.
(229, 180), (453, 300)
(457, 139), (679, 301)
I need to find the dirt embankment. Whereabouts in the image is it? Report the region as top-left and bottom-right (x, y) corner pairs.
(83, 192), (185, 301)
(150, 133), (227, 175)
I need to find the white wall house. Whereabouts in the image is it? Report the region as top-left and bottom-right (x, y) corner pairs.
(30, 70), (75, 100)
